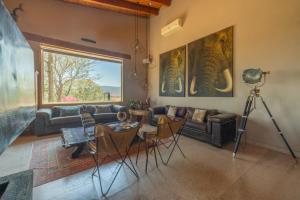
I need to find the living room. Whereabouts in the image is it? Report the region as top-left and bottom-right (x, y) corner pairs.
(0, 0), (299, 199)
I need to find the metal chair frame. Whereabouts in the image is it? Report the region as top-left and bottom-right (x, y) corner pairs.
(90, 125), (140, 197)
(136, 118), (186, 173)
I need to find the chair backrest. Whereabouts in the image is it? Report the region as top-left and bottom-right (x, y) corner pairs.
(81, 113), (96, 135)
(157, 117), (185, 139)
(94, 124), (140, 156)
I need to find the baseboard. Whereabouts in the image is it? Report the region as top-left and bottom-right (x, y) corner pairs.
(246, 139), (300, 157)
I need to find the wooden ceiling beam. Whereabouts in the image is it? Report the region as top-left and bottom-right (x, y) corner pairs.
(63, 0), (159, 16)
(150, 0), (171, 6)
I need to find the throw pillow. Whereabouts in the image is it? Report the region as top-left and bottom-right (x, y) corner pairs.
(59, 106), (80, 117)
(192, 109), (207, 123)
(167, 106), (177, 117)
(95, 105), (112, 113)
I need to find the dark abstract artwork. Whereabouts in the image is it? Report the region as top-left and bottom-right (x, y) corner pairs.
(0, 1), (36, 155)
(159, 46), (186, 97)
(188, 26), (233, 97)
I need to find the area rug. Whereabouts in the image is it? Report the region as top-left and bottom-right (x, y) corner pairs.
(30, 136), (145, 187)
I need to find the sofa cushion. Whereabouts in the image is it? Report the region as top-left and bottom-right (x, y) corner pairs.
(52, 106), (81, 117)
(185, 120), (207, 131)
(84, 105), (96, 114)
(59, 106), (81, 117)
(167, 106), (177, 117)
(93, 113), (117, 122)
(50, 115), (81, 126)
(187, 107), (218, 122)
(192, 109), (207, 123)
(176, 107), (187, 118)
(95, 105), (112, 113)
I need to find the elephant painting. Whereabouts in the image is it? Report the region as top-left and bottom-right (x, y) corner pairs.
(159, 46), (186, 97)
(188, 26), (233, 97)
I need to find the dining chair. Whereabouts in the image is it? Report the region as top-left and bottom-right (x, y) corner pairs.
(88, 124), (140, 197)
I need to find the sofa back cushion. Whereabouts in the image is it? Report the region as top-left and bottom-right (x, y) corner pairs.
(187, 107), (218, 122)
(192, 109), (207, 123)
(51, 106), (81, 117)
(167, 106), (177, 117)
(175, 107), (187, 118)
(95, 105), (112, 113)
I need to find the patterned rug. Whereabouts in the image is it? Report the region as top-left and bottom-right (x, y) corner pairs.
(30, 136), (144, 187)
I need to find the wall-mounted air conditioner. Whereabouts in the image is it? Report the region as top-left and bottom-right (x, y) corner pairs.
(161, 18), (183, 37)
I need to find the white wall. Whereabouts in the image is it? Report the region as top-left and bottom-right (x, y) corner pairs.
(149, 0), (300, 154)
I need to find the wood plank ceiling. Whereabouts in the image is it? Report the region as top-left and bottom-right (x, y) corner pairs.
(62, 0), (172, 16)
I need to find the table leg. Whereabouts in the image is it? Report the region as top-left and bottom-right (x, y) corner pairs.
(71, 144), (85, 158)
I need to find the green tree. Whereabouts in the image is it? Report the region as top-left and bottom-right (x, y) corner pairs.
(43, 51), (100, 102)
(68, 79), (104, 101)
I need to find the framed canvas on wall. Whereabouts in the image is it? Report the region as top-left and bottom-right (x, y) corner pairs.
(159, 46), (186, 97)
(188, 26), (234, 97)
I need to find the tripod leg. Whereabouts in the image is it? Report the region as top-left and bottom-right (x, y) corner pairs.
(233, 96), (254, 158)
(260, 97), (297, 160)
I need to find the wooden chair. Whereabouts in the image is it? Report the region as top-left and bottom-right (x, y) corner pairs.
(89, 124), (140, 197)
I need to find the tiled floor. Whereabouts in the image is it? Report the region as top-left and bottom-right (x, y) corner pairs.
(1, 134), (299, 200)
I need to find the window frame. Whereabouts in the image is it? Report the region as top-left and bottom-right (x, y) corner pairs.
(39, 44), (123, 106)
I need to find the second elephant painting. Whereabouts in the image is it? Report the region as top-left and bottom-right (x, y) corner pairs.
(159, 26), (233, 97)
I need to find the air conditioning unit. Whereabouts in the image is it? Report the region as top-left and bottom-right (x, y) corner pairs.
(161, 18), (183, 37)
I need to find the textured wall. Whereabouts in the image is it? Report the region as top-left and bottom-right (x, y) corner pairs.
(4, 0), (148, 106)
(149, 0), (300, 155)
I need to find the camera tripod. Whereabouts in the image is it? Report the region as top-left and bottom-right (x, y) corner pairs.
(233, 87), (297, 160)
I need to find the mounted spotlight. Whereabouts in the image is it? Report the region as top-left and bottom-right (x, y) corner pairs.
(242, 68), (270, 85)
(233, 67), (297, 161)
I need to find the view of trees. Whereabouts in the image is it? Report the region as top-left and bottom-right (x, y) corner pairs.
(43, 51), (107, 103)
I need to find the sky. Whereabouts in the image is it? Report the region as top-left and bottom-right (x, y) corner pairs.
(91, 60), (121, 87)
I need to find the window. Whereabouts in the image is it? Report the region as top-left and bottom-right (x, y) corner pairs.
(41, 45), (122, 105)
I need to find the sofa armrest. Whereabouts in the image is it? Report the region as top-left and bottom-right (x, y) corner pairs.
(112, 105), (127, 113)
(207, 113), (236, 147)
(35, 109), (52, 136)
(37, 109), (52, 120)
(208, 113), (236, 123)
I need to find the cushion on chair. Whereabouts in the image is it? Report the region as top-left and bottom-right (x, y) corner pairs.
(50, 115), (81, 125)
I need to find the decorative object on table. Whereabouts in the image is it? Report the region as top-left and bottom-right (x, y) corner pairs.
(159, 46), (186, 97)
(188, 26), (233, 97)
(233, 68), (297, 160)
(89, 124), (140, 197)
(117, 111), (127, 122)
